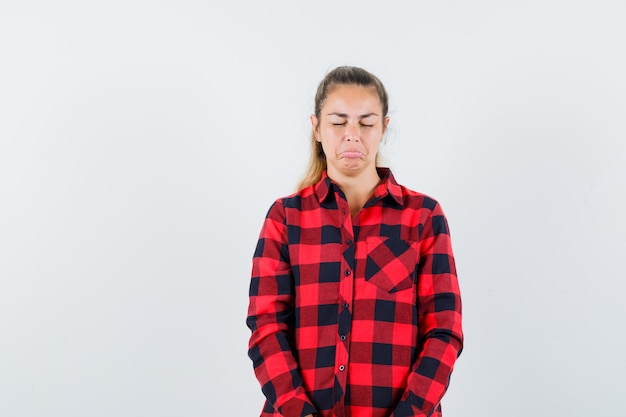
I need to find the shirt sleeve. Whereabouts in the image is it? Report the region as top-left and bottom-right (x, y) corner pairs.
(246, 200), (318, 417)
(391, 201), (464, 417)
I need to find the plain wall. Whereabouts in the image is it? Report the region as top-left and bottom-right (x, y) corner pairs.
(1, 1), (625, 416)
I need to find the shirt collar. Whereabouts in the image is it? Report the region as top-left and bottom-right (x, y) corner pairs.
(314, 167), (404, 207)
(314, 171), (334, 202)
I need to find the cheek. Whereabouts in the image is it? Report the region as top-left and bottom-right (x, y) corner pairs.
(318, 137), (333, 154)
(320, 128), (341, 144)
(364, 129), (384, 144)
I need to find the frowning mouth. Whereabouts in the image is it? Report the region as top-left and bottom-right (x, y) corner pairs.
(339, 151), (363, 159)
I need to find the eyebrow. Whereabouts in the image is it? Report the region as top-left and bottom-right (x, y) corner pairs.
(326, 112), (379, 118)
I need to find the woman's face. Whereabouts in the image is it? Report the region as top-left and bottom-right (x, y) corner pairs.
(311, 84), (389, 179)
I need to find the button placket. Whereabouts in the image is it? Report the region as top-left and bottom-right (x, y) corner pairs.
(334, 191), (354, 406)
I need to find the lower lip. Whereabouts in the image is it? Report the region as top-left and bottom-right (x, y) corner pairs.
(341, 152), (362, 158)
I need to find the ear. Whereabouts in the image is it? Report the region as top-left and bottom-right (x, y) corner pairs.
(382, 116), (390, 135)
(310, 114), (321, 142)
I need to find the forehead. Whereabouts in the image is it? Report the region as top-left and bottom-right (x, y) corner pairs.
(322, 84), (382, 113)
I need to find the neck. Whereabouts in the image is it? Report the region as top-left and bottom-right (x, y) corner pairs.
(327, 167), (381, 217)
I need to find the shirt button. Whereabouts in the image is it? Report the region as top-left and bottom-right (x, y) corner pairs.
(340, 335), (346, 341)
(346, 239), (353, 246)
(345, 270), (351, 276)
(343, 303), (349, 309)
(339, 365), (345, 371)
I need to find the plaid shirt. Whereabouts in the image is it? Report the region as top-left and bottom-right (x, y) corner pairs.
(247, 168), (463, 417)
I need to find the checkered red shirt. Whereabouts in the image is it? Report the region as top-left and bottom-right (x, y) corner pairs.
(247, 168), (463, 417)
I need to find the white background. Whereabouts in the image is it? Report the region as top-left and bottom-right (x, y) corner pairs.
(1, 1), (625, 416)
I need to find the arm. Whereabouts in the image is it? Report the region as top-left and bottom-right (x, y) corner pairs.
(392, 202), (463, 417)
(246, 200), (318, 417)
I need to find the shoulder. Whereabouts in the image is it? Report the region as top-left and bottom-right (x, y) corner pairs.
(265, 185), (317, 217)
(384, 169), (444, 214)
(396, 184), (453, 241)
(396, 182), (445, 215)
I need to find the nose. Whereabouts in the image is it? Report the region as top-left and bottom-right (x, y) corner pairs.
(345, 123), (360, 141)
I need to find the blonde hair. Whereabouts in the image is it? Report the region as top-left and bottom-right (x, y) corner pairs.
(296, 66), (389, 191)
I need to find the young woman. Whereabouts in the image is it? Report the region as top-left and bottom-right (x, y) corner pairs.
(247, 66), (463, 417)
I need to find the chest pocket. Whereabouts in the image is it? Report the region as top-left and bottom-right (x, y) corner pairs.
(365, 236), (418, 293)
